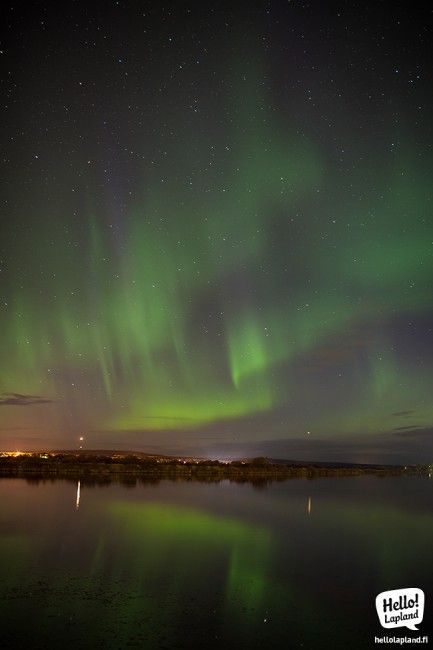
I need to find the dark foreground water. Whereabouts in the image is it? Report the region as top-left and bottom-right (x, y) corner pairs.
(0, 475), (432, 649)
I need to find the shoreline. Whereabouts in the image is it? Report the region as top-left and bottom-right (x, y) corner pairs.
(0, 453), (429, 482)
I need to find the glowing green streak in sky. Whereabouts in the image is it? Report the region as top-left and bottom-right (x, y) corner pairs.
(2, 56), (433, 449)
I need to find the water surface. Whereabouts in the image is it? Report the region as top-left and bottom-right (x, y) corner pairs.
(0, 476), (432, 648)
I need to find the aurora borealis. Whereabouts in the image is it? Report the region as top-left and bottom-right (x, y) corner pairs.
(1, 2), (432, 462)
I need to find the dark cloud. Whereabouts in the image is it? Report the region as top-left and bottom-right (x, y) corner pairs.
(0, 393), (54, 406)
(392, 410), (415, 417)
(393, 427), (433, 439)
(123, 416), (204, 421)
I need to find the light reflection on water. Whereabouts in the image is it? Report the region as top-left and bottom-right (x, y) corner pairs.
(0, 476), (432, 649)
(75, 480), (80, 510)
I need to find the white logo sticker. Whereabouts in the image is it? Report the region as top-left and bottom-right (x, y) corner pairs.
(376, 588), (425, 631)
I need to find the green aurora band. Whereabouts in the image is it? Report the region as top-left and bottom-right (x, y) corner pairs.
(1, 68), (433, 453)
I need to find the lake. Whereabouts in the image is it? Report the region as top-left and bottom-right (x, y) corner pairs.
(0, 475), (432, 648)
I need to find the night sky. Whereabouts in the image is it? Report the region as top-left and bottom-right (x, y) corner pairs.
(1, 1), (432, 463)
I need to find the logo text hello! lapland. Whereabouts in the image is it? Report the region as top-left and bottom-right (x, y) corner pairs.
(376, 588), (425, 630)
